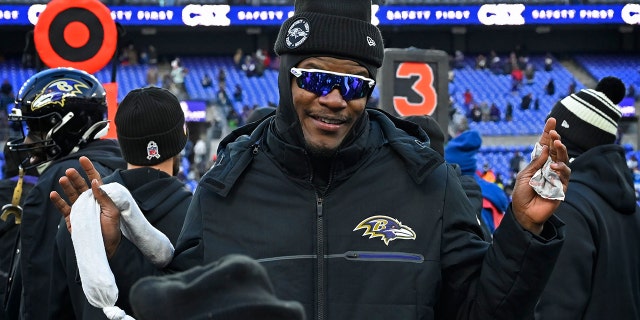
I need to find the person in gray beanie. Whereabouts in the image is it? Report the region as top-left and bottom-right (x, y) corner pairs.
(52, 0), (571, 319)
(49, 87), (193, 319)
(533, 76), (640, 320)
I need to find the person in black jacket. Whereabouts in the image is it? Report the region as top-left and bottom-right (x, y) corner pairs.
(2, 68), (127, 319)
(48, 87), (192, 319)
(533, 77), (640, 319)
(0, 145), (38, 320)
(54, 1), (571, 319)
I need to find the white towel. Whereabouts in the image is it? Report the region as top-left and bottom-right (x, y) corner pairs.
(70, 182), (175, 320)
(529, 142), (565, 201)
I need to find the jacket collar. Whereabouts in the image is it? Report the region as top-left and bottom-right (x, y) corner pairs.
(206, 109), (444, 197)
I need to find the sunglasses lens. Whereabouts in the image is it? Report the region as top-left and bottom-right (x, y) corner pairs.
(295, 70), (370, 101)
(343, 77), (367, 100)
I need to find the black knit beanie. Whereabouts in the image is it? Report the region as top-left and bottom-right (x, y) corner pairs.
(547, 76), (625, 156)
(115, 87), (188, 166)
(274, 0), (384, 80)
(129, 254), (306, 320)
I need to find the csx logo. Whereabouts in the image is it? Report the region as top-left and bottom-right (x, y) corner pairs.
(622, 4), (640, 25)
(182, 4), (231, 27)
(27, 4), (46, 25)
(478, 4), (525, 26)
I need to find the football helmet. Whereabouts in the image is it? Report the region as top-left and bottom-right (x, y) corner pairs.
(7, 67), (109, 169)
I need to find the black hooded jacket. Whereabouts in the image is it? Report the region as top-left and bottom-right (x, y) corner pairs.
(4, 139), (126, 320)
(164, 106), (566, 320)
(48, 167), (192, 319)
(107, 54), (565, 320)
(0, 174), (37, 320)
(534, 144), (640, 319)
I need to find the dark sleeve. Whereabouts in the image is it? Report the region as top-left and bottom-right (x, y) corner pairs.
(437, 166), (490, 318)
(168, 184), (206, 272)
(438, 166), (566, 320)
(104, 237), (162, 317)
(48, 221), (74, 320)
(534, 201), (593, 319)
(471, 208), (564, 320)
(456, 169), (493, 241)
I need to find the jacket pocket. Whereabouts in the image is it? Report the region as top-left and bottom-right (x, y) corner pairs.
(342, 251), (424, 263)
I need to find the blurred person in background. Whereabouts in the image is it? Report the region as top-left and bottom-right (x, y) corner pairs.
(445, 130), (509, 236)
(533, 77), (640, 320)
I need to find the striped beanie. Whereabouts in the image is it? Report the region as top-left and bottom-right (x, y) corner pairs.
(547, 76), (625, 155)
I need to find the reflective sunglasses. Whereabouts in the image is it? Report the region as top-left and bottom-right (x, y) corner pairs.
(290, 67), (375, 101)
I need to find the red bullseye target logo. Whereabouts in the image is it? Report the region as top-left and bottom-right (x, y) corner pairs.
(34, 0), (117, 74)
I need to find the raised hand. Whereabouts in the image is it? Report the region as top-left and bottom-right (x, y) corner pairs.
(50, 156), (104, 233)
(511, 117), (571, 235)
(50, 156), (122, 257)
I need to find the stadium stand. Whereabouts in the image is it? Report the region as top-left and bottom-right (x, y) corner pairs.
(0, 54), (618, 132)
(0, 53), (637, 188)
(574, 54), (640, 90)
(450, 55), (585, 136)
(181, 56), (279, 108)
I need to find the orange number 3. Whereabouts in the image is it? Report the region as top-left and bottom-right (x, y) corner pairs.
(393, 62), (437, 116)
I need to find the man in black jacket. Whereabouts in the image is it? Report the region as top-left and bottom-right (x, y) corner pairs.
(0, 145), (38, 320)
(55, 1), (572, 319)
(3, 68), (127, 319)
(533, 77), (640, 319)
(48, 87), (192, 319)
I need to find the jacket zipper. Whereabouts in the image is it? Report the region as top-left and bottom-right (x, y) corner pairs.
(307, 149), (332, 320)
(316, 195), (325, 320)
(343, 251), (424, 263)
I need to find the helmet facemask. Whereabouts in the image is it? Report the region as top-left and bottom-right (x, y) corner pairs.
(8, 108), (70, 169)
(8, 108), (109, 170)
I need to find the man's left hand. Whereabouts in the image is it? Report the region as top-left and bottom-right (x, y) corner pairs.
(511, 117), (570, 235)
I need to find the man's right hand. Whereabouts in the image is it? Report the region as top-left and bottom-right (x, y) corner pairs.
(50, 156), (122, 257)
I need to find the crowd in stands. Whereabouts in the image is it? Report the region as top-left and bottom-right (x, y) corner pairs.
(449, 47), (563, 126)
(1, 44), (639, 202)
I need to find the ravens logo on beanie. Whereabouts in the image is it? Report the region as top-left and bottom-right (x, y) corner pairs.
(273, 0), (384, 79)
(115, 87), (188, 166)
(547, 76), (625, 156)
